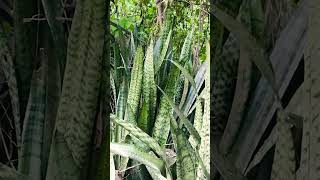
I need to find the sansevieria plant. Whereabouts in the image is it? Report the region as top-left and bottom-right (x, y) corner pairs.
(109, 14), (210, 179)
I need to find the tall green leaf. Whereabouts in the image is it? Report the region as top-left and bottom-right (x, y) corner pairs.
(155, 30), (172, 73)
(170, 117), (196, 180)
(138, 40), (157, 134)
(19, 56), (47, 180)
(127, 46), (144, 119)
(46, 0), (105, 179)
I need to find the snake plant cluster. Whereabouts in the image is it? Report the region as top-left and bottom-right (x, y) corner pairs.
(110, 15), (210, 179)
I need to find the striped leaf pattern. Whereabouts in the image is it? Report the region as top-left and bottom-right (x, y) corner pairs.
(155, 29), (172, 73)
(19, 57), (47, 180)
(111, 114), (165, 158)
(116, 81), (126, 142)
(46, 0), (105, 179)
(212, 0), (276, 141)
(171, 118), (196, 180)
(127, 47), (144, 119)
(212, 4), (279, 100)
(109, 12), (212, 178)
(139, 40), (157, 134)
(271, 116), (296, 180)
(152, 68), (178, 147)
(219, 0), (265, 154)
(110, 142), (165, 172)
(300, 1), (320, 179)
(153, 30), (194, 147)
(158, 86), (201, 144)
(154, 16), (172, 73)
(211, 34), (239, 137)
(57, 0), (104, 165)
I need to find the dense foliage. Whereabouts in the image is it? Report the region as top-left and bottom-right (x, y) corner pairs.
(110, 0), (210, 179)
(111, 0), (209, 61)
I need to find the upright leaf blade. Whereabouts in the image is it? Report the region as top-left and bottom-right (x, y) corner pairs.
(170, 117), (196, 180)
(127, 46), (144, 119)
(46, 0), (106, 179)
(19, 55), (47, 180)
(155, 29), (172, 73)
(139, 40), (157, 134)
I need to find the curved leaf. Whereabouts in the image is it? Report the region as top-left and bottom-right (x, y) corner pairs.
(157, 85), (201, 144)
(111, 114), (165, 158)
(167, 59), (197, 91)
(110, 143), (164, 171)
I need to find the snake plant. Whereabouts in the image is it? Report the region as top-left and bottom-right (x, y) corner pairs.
(110, 17), (210, 179)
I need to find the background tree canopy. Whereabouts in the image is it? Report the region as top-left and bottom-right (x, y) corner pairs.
(111, 0), (209, 61)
